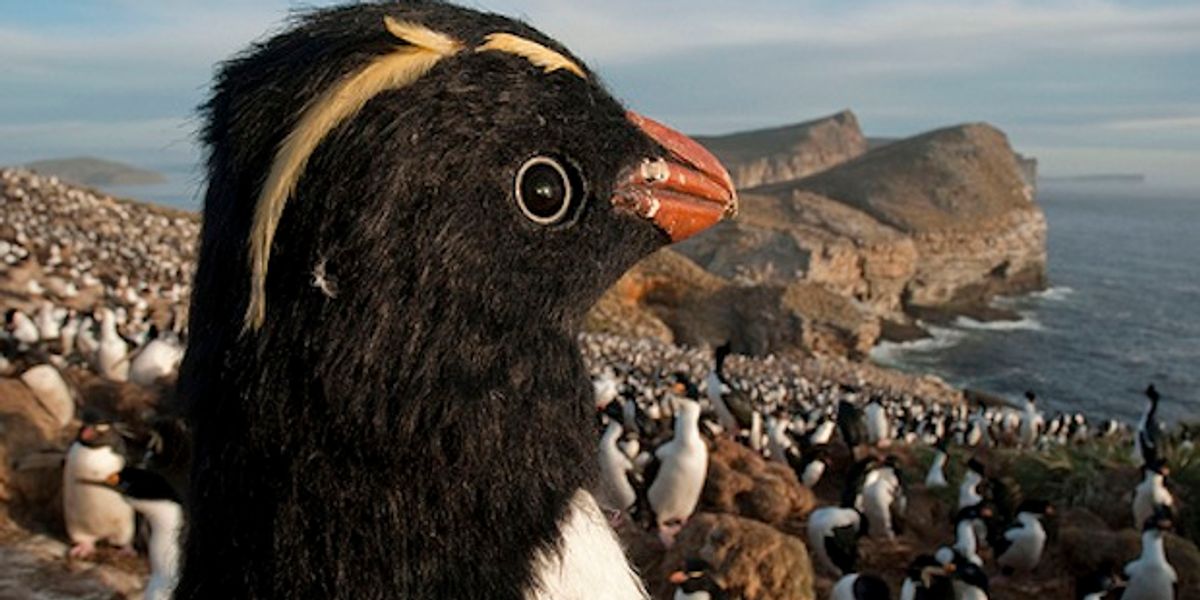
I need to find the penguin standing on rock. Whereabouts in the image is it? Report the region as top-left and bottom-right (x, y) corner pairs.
(62, 420), (135, 558)
(992, 499), (1055, 575)
(177, 3), (737, 598)
(958, 458), (987, 510)
(1018, 390), (1043, 448)
(1134, 384), (1163, 467)
(643, 373), (710, 547)
(1132, 456), (1174, 529)
(925, 437), (949, 488)
(1123, 505), (1177, 600)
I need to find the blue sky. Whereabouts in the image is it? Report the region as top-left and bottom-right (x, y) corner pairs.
(1, 0), (1198, 187)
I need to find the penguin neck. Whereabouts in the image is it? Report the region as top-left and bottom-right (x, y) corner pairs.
(1140, 530), (1167, 564)
(673, 403), (703, 444)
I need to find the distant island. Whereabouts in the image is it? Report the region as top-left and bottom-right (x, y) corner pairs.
(1040, 173), (1146, 184)
(24, 156), (167, 187)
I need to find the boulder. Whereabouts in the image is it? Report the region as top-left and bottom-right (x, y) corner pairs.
(702, 438), (816, 533)
(630, 512), (815, 600)
(0, 378), (67, 529)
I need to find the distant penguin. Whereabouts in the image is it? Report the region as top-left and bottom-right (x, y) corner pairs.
(864, 395), (890, 447)
(860, 456), (906, 540)
(1134, 385), (1163, 467)
(837, 398), (867, 457)
(1018, 390), (1043, 448)
(668, 558), (727, 600)
(958, 458), (987, 510)
(645, 374), (709, 547)
(952, 504), (992, 567)
(128, 325), (184, 387)
(104, 467), (184, 600)
(1132, 457), (1174, 531)
(831, 572), (890, 600)
(993, 500), (1055, 575)
(1122, 506), (1177, 600)
(62, 421), (135, 558)
(704, 343), (739, 436)
(965, 405), (988, 447)
(95, 308), (130, 382)
(925, 438), (949, 488)
(597, 421), (637, 514)
(4, 308), (41, 347)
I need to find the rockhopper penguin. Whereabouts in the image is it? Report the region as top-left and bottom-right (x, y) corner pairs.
(177, 3), (736, 599)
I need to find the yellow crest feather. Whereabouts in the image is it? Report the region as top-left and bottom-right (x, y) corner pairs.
(245, 18), (462, 331)
(476, 33), (586, 79)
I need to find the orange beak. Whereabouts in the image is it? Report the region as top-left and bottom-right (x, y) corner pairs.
(668, 571), (688, 585)
(613, 112), (738, 242)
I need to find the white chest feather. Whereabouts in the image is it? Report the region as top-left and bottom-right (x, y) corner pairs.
(527, 491), (648, 600)
(998, 515), (1046, 570)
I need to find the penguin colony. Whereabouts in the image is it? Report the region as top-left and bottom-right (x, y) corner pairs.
(0, 3), (1195, 600)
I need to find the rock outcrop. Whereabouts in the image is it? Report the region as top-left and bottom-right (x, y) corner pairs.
(794, 123), (1047, 315)
(695, 111), (867, 189)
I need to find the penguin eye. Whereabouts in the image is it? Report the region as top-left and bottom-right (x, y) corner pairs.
(515, 156), (581, 226)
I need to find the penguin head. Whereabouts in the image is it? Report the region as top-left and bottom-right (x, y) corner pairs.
(1016, 499), (1056, 518)
(1144, 384), (1159, 402)
(906, 554), (955, 587)
(954, 503), (993, 524)
(966, 457), (987, 477)
(76, 419), (127, 453)
(1145, 457), (1170, 477)
(106, 467), (182, 505)
(1143, 504), (1174, 533)
(1024, 390), (1036, 403)
(668, 371), (699, 400)
(952, 556), (990, 592)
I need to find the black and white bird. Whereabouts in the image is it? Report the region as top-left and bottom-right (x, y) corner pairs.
(1122, 505), (1177, 600)
(900, 554), (955, 600)
(992, 499), (1055, 575)
(1132, 456), (1174, 530)
(831, 572), (891, 600)
(668, 558), (727, 600)
(951, 504), (992, 567)
(925, 437), (949, 488)
(949, 553), (991, 600)
(859, 455), (906, 540)
(807, 459), (872, 576)
(597, 420), (637, 515)
(1018, 390), (1043, 448)
(643, 374), (710, 547)
(101, 467), (184, 600)
(63, 420), (135, 558)
(863, 394), (890, 447)
(1134, 384), (1163, 468)
(176, 3), (736, 598)
(958, 458), (987, 510)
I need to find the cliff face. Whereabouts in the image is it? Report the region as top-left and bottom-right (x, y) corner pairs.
(694, 111), (867, 189)
(794, 124), (1047, 314)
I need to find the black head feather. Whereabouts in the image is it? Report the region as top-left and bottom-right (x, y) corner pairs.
(852, 574), (890, 600)
(178, 3), (732, 598)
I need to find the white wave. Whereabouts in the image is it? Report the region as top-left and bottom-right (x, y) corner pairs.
(869, 325), (966, 366)
(1030, 286), (1075, 302)
(953, 315), (1044, 332)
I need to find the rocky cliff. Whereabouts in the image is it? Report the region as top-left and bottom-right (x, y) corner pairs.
(694, 111), (867, 189)
(794, 123), (1047, 315)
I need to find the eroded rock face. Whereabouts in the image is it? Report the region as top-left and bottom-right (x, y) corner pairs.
(696, 111), (867, 189)
(796, 123), (1047, 314)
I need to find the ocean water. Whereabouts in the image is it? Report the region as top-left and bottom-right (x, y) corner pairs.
(99, 165), (205, 211)
(873, 182), (1200, 423)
